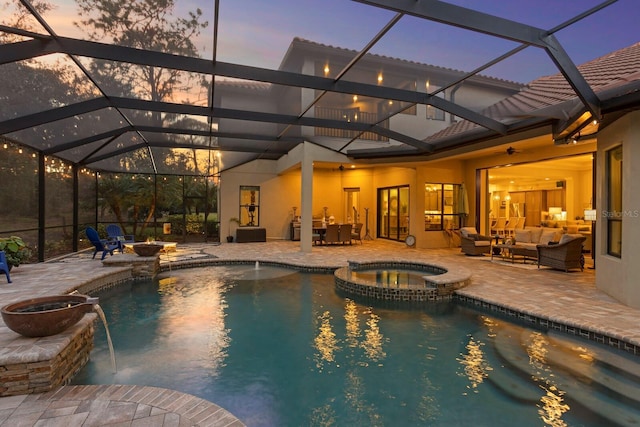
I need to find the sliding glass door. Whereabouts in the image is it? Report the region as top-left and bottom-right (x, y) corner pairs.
(377, 186), (409, 241)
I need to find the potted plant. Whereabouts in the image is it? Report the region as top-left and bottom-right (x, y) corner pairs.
(0, 236), (32, 269)
(227, 217), (240, 242)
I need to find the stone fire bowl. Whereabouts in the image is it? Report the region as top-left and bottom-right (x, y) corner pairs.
(132, 243), (164, 257)
(1, 294), (97, 338)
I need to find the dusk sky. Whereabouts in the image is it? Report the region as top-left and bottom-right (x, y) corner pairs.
(34, 0), (640, 83)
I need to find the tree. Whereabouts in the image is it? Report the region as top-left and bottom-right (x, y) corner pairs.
(77, 0), (211, 231)
(75, 0), (208, 107)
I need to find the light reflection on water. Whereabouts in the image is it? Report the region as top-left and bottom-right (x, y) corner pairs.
(73, 265), (640, 427)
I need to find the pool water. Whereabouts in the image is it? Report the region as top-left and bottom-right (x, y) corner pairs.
(72, 265), (640, 427)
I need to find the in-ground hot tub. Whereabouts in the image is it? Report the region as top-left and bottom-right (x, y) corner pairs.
(335, 260), (471, 303)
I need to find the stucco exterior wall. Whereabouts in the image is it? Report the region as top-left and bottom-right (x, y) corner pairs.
(596, 111), (640, 309)
(220, 159), (377, 240)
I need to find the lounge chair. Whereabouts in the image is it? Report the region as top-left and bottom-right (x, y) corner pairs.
(106, 224), (135, 252)
(0, 250), (11, 283)
(86, 227), (119, 260)
(537, 234), (586, 272)
(459, 227), (492, 256)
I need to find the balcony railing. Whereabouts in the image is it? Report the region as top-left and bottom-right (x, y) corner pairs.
(314, 107), (389, 142)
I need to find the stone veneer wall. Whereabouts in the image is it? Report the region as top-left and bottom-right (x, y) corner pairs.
(0, 315), (95, 397)
(0, 268), (133, 397)
(102, 253), (160, 278)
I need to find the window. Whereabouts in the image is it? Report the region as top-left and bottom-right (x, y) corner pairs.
(239, 186), (260, 227)
(426, 105), (445, 120)
(399, 104), (417, 115)
(425, 183), (463, 231)
(606, 146), (622, 257)
(426, 93), (445, 121)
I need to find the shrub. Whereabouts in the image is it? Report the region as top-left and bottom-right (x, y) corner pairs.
(0, 236), (32, 267)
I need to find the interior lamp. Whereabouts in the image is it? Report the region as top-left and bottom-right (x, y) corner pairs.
(584, 209), (597, 221)
(548, 207), (562, 220)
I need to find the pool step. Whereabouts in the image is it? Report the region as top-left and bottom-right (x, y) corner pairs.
(479, 331), (543, 402)
(491, 322), (640, 427)
(547, 331), (640, 379)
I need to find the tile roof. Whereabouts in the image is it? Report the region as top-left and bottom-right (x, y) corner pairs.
(287, 37), (522, 87)
(426, 42), (640, 143)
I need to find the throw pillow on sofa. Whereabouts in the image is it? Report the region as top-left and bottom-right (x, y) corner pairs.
(558, 233), (583, 245)
(539, 230), (559, 245)
(529, 227), (543, 243)
(515, 229), (531, 243)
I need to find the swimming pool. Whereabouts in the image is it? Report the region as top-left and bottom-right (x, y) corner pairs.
(72, 265), (640, 426)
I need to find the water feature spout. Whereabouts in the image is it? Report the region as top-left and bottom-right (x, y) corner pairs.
(255, 261), (260, 269)
(93, 303), (117, 374)
(70, 292), (117, 373)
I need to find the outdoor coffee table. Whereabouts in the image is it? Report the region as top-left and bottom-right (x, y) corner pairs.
(491, 243), (537, 264)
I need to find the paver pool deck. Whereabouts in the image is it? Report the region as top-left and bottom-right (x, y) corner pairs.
(0, 239), (638, 426)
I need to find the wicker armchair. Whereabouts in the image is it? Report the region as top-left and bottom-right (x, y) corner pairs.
(459, 227), (492, 256)
(537, 235), (586, 272)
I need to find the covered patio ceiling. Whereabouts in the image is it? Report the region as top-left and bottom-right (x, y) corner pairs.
(0, 0), (637, 175)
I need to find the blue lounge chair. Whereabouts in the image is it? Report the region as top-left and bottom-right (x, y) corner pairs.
(106, 224), (135, 252)
(0, 250), (11, 283)
(86, 227), (119, 260)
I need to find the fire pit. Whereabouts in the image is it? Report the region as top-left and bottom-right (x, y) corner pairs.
(1, 294), (98, 337)
(132, 243), (164, 257)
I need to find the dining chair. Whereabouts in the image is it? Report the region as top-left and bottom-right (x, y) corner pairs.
(338, 223), (352, 244)
(351, 223), (363, 244)
(491, 217), (507, 237)
(324, 224), (340, 244)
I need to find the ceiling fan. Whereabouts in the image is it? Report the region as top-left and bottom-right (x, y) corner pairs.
(492, 146), (523, 156)
(505, 146), (522, 156)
